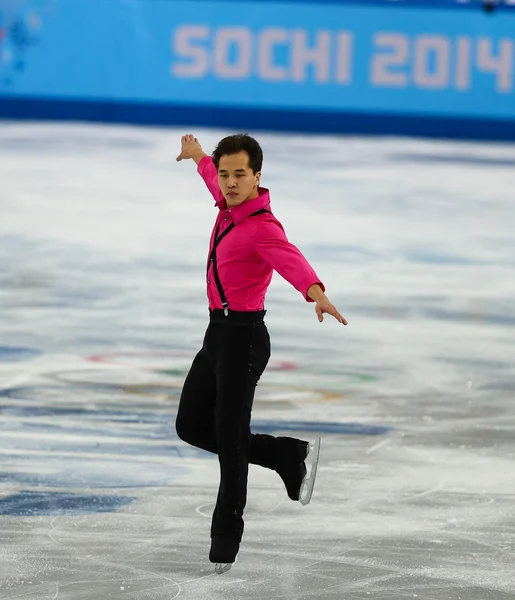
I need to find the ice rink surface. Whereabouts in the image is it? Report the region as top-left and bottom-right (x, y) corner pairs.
(1, 123), (514, 599)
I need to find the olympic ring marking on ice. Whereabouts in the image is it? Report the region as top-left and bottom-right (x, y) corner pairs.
(38, 371), (342, 404)
(86, 351), (298, 373)
(84, 352), (378, 385)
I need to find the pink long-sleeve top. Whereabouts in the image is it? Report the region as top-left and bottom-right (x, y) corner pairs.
(198, 156), (324, 312)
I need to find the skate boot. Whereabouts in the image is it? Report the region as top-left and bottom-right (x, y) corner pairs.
(209, 536), (239, 574)
(276, 437), (321, 505)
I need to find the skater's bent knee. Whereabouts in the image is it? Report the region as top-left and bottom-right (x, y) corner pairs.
(175, 418), (192, 444)
(175, 418), (215, 452)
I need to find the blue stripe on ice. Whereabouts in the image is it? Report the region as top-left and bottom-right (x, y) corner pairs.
(0, 346), (41, 362)
(252, 420), (393, 435)
(0, 491), (135, 517)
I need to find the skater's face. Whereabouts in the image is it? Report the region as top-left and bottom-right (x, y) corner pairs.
(218, 151), (261, 208)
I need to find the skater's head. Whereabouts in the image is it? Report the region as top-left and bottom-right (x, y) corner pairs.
(212, 134), (262, 207)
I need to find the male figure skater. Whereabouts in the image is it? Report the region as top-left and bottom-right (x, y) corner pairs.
(175, 133), (347, 573)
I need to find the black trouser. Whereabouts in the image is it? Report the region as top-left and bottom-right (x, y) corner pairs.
(176, 309), (302, 543)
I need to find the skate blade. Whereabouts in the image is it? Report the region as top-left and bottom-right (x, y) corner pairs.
(215, 562), (233, 574)
(299, 436), (321, 506)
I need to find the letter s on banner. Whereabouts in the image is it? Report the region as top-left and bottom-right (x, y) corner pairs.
(171, 26), (210, 78)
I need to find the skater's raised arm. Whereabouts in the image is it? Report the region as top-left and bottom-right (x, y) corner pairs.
(176, 134), (207, 165)
(176, 134), (223, 204)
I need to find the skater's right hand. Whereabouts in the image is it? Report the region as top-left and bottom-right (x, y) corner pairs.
(176, 134), (208, 165)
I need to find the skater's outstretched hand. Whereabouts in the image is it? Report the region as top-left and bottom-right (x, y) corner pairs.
(315, 297), (348, 325)
(176, 134), (208, 165)
(308, 284), (348, 325)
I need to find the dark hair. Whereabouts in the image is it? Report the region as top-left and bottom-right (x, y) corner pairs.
(212, 134), (263, 173)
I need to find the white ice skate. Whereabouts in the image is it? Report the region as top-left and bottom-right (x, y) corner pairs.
(215, 562), (233, 574)
(299, 436), (321, 506)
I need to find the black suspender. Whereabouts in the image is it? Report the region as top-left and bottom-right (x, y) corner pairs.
(208, 208), (271, 315)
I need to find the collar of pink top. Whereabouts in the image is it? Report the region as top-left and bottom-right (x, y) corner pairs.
(215, 187), (271, 224)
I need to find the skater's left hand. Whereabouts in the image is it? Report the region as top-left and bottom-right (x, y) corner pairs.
(315, 297), (348, 325)
(307, 284), (348, 325)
